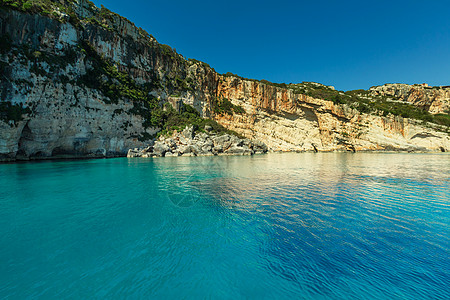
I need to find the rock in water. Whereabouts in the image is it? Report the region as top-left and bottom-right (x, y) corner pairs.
(127, 126), (268, 158)
(152, 142), (171, 157)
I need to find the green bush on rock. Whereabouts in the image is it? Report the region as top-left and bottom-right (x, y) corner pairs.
(213, 98), (245, 116)
(0, 101), (30, 126)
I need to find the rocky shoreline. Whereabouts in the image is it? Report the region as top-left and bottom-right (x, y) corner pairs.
(127, 126), (268, 158)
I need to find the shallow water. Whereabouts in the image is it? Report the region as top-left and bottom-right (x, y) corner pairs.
(0, 153), (449, 299)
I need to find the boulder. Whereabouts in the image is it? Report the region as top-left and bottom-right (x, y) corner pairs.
(230, 135), (242, 146)
(126, 126), (268, 158)
(252, 140), (268, 153)
(223, 141), (232, 150)
(165, 138), (177, 149)
(182, 125), (195, 139)
(127, 148), (142, 158)
(213, 134), (230, 146)
(213, 144), (223, 153)
(179, 144), (199, 155)
(177, 136), (189, 145)
(178, 145), (190, 154)
(153, 142), (170, 156)
(143, 146), (153, 153)
(194, 132), (208, 142)
(203, 139), (213, 148)
(202, 145), (212, 153)
(181, 152), (196, 157)
(190, 144), (201, 155)
(242, 145), (253, 155)
(165, 152), (179, 157)
(242, 139), (251, 147)
(225, 146), (246, 155)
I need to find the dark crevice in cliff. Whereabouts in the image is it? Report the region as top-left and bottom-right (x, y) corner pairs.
(279, 111), (300, 121)
(16, 121), (32, 158)
(301, 107), (319, 124)
(411, 132), (440, 139)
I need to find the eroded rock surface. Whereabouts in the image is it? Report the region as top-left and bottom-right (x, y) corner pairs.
(127, 126), (268, 158)
(370, 83), (450, 115)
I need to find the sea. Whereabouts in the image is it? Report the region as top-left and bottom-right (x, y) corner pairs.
(0, 153), (449, 299)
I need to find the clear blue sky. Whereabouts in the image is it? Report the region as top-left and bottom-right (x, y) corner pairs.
(91, 0), (450, 91)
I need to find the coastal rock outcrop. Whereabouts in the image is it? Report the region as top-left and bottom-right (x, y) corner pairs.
(127, 126), (268, 158)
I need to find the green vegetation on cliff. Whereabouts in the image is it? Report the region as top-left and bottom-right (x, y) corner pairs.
(288, 83), (449, 127)
(0, 102), (30, 126)
(213, 98), (245, 116)
(0, 0), (79, 20)
(0, 0), (158, 43)
(218, 77), (449, 128)
(76, 41), (237, 138)
(78, 41), (152, 105)
(156, 103), (243, 138)
(1, 30), (237, 139)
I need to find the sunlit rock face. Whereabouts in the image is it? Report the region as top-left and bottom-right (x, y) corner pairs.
(370, 83), (450, 115)
(212, 77), (449, 152)
(0, 1), (448, 161)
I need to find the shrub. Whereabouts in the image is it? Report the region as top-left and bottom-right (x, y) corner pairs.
(213, 98), (245, 115)
(0, 101), (30, 125)
(433, 114), (450, 127)
(22, 0), (32, 11)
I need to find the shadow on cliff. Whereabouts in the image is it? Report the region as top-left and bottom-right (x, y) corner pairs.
(16, 121), (33, 159)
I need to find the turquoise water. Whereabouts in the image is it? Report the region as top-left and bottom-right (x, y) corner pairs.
(0, 153), (449, 299)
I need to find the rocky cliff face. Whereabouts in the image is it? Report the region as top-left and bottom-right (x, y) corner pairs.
(212, 76), (449, 152)
(370, 83), (450, 115)
(0, 5), (159, 161)
(0, 1), (448, 161)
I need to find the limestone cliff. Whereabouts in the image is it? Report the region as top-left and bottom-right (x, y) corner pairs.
(0, 0), (449, 161)
(370, 83), (450, 115)
(212, 77), (449, 152)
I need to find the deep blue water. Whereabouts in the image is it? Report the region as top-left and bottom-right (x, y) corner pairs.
(0, 153), (449, 299)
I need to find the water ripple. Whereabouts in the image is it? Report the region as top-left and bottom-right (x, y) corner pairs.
(0, 153), (449, 299)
